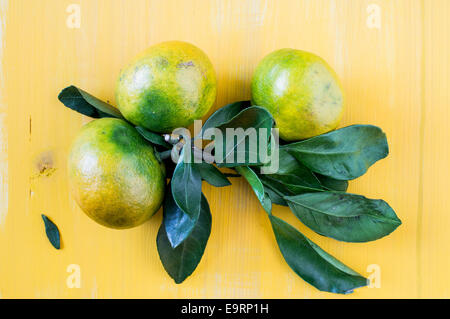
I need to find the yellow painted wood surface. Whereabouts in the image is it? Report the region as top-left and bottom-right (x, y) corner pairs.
(0, 0), (449, 298)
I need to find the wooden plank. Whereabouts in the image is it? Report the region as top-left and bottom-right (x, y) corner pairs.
(0, 0), (446, 298)
(420, 0), (450, 298)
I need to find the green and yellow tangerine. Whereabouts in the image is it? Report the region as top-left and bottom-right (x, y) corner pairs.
(116, 41), (217, 133)
(68, 118), (166, 229)
(251, 48), (344, 141)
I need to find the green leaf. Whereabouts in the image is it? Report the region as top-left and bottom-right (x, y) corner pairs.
(41, 215), (61, 250)
(264, 184), (288, 207)
(200, 101), (251, 136)
(315, 174), (349, 192)
(261, 149), (323, 193)
(270, 149), (320, 181)
(285, 192), (402, 242)
(135, 126), (172, 149)
(157, 194), (212, 284)
(282, 125), (388, 180)
(259, 175), (323, 196)
(269, 215), (368, 294)
(195, 162), (231, 187)
(213, 106), (274, 167)
(260, 177), (293, 198)
(236, 166), (271, 214)
(163, 183), (198, 248)
(58, 86), (124, 119)
(258, 149), (324, 195)
(171, 148), (202, 220)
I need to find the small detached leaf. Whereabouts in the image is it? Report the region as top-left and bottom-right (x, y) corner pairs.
(195, 162), (231, 187)
(269, 215), (368, 294)
(135, 126), (172, 149)
(163, 183), (197, 248)
(285, 192), (402, 242)
(171, 148), (203, 220)
(236, 166), (271, 214)
(282, 125), (389, 180)
(58, 85), (124, 119)
(41, 214), (61, 250)
(157, 194), (212, 284)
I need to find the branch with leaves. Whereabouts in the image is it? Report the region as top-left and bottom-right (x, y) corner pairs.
(58, 85), (401, 294)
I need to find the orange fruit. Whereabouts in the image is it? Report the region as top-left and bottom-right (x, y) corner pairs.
(251, 49), (344, 141)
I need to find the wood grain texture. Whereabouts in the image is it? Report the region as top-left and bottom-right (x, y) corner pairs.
(0, 0), (448, 298)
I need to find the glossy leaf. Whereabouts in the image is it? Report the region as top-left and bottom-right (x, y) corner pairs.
(195, 162), (231, 187)
(41, 215), (61, 250)
(259, 175), (323, 196)
(213, 106), (274, 167)
(200, 101), (251, 136)
(264, 184), (288, 207)
(285, 192), (402, 242)
(282, 125), (388, 180)
(269, 215), (368, 294)
(58, 86), (124, 119)
(258, 149), (324, 195)
(271, 149), (317, 179)
(135, 126), (172, 149)
(157, 194), (212, 284)
(163, 184), (198, 248)
(171, 149), (203, 220)
(259, 177), (293, 199)
(236, 166), (271, 214)
(315, 174), (349, 192)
